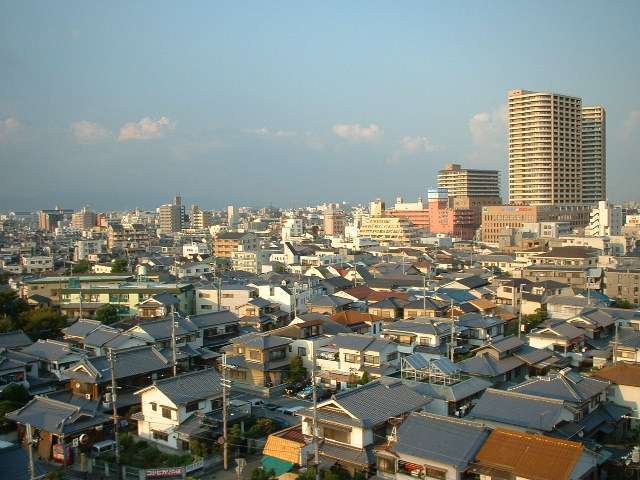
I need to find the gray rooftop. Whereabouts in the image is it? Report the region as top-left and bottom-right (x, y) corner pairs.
(140, 368), (222, 405)
(509, 368), (609, 404)
(391, 412), (489, 469)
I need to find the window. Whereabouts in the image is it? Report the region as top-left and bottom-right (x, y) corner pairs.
(322, 426), (350, 444)
(387, 352), (398, 362)
(186, 401), (200, 413)
(269, 349), (286, 361)
(161, 407), (173, 419)
(201, 305), (213, 310)
(150, 402), (157, 411)
(298, 347), (307, 357)
(363, 354), (379, 365)
(249, 350), (261, 361)
(377, 457), (396, 474)
(152, 430), (169, 442)
(343, 353), (359, 363)
(211, 398), (223, 410)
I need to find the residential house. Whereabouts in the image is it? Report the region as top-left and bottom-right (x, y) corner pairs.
(224, 333), (292, 394)
(298, 378), (430, 475)
(315, 334), (399, 390)
(382, 318), (452, 359)
(137, 292), (181, 319)
(457, 313), (505, 347)
(0, 330), (33, 350)
(470, 429), (596, 480)
(7, 396), (111, 462)
(308, 295), (353, 315)
(62, 320), (146, 356)
(367, 297), (408, 319)
(133, 368), (249, 451)
(61, 345), (171, 409)
(375, 412), (490, 480)
(20, 340), (86, 377)
(528, 321), (587, 361)
(595, 363), (640, 419)
(402, 298), (449, 319)
(195, 283), (257, 315)
(330, 311), (386, 335)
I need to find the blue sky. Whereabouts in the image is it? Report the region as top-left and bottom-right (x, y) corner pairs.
(1, 1), (639, 211)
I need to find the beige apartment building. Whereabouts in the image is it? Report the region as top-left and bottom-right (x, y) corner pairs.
(508, 89), (582, 206)
(214, 231), (259, 258)
(71, 207), (96, 231)
(437, 163), (502, 227)
(605, 269), (640, 305)
(582, 106), (606, 205)
(359, 216), (419, 245)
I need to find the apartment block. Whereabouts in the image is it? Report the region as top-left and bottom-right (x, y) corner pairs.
(508, 89), (582, 206)
(605, 269), (640, 305)
(582, 106), (606, 205)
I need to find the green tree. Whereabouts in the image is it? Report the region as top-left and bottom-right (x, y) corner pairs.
(111, 258), (129, 273)
(613, 298), (635, 309)
(0, 290), (29, 327)
(251, 467), (276, 480)
(286, 355), (308, 384)
(71, 260), (90, 274)
(521, 308), (548, 332)
(358, 371), (371, 385)
(19, 307), (67, 339)
(1, 384), (29, 404)
(0, 271), (10, 285)
(94, 304), (119, 324)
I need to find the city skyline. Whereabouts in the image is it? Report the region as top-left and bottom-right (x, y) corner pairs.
(1, 1), (640, 211)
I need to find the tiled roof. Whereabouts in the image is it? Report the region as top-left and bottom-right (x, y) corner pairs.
(0, 330), (32, 349)
(594, 363), (640, 387)
(392, 412), (489, 470)
(509, 368), (609, 404)
(473, 429), (583, 480)
(139, 367), (222, 405)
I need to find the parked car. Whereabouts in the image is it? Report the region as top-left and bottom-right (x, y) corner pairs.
(263, 403), (280, 411)
(276, 405), (305, 416)
(247, 398), (265, 407)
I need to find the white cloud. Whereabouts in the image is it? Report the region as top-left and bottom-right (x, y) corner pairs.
(387, 135), (441, 164)
(118, 116), (176, 141)
(623, 110), (640, 140)
(332, 123), (381, 142)
(469, 104), (507, 148)
(0, 117), (22, 143)
(244, 127), (297, 138)
(70, 121), (111, 144)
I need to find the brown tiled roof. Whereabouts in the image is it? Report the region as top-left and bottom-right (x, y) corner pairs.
(475, 429), (583, 480)
(331, 311), (388, 326)
(594, 363), (640, 387)
(468, 298), (496, 310)
(263, 426), (305, 464)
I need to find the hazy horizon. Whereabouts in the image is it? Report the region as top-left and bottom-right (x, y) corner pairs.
(1, 1), (639, 211)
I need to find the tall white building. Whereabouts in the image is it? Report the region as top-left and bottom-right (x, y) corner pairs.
(282, 217), (305, 241)
(586, 200), (622, 237)
(582, 106), (606, 205)
(508, 89), (582, 206)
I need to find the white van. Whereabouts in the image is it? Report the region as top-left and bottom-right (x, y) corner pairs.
(92, 439), (116, 456)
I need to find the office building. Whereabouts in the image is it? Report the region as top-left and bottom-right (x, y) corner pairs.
(158, 196), (183, 234)
(582, 106), (606, 205)
(190, 205), (213, 229)
(508, 89), (582, 206)
(71, 207), (96, 232)
(324, 206), (345, 237)
(586, 200), (623, 237)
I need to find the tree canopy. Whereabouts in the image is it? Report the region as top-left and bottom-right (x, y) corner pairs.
(94, 304), (119, 325)
(111, 258), (129, 273)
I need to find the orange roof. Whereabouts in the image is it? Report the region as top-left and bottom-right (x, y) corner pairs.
(594, 363), (640, 387)
(368, 291), (410, 302)
(263, 426), (306, 464)
(331, 310), (388, 325)
(475, 429), (583, 480)
(341, 286), (376, 300)
(494, 308), (517, 321)
(468, 298), (496, 310)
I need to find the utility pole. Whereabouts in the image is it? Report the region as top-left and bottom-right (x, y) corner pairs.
(107, 349), (122, 480)
(171, 306), (178, 377)
(518, 284), (523, 338)
(614, 320), (619, 365)
(449, 299), (455, 361)
(311, 348), (320, 480)
(26, 423), (36, 480)
(217, 275), (222, 312)
(221, 354), (231, 470)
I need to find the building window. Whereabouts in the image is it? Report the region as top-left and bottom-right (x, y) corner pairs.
(298, 347), (307, 357)
(387, 352), (398, 362)
(363, 354), (379, 365)
(322, 426), (350, 444)
(269, 349), (286, 361)
(249, 349), (261, 361)
(150, 402), (157, 411)
(152, 430), (169, 442)
(186, 401), (200, 413)
(343, 353), (359, 363)
(161, 407), (173, 419)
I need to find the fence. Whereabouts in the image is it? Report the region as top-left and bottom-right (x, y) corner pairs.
(92, 457), (215, 479)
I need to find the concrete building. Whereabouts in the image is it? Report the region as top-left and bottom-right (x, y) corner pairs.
(359, 216), (419, 245)
(158, 196), (183, 234)
(438, 163), (502, 227)
(38, 208), (72, 232)
(282, 217), (305, 242)
(107, 223), (150, 250)
(586, 200), (623, 237)
(323, 206), (345, 237)
(508, 89), (582, 206)
(605, 269), (640, 305)
(190, 204), (213, 229)
(71, 207), (96, 231)
(74, 239), (106, 261)
(214, 231), (258, 258)
(387, 197), (430, 229)
(582, 106), (606, 205)
(425, 188), (475, 239)
(227, 205), (238, 228)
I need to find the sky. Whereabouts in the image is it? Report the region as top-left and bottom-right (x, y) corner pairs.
(1, 1), (639, 211)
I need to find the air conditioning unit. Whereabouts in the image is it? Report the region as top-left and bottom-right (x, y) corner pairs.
(85, 394), (91, 400)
